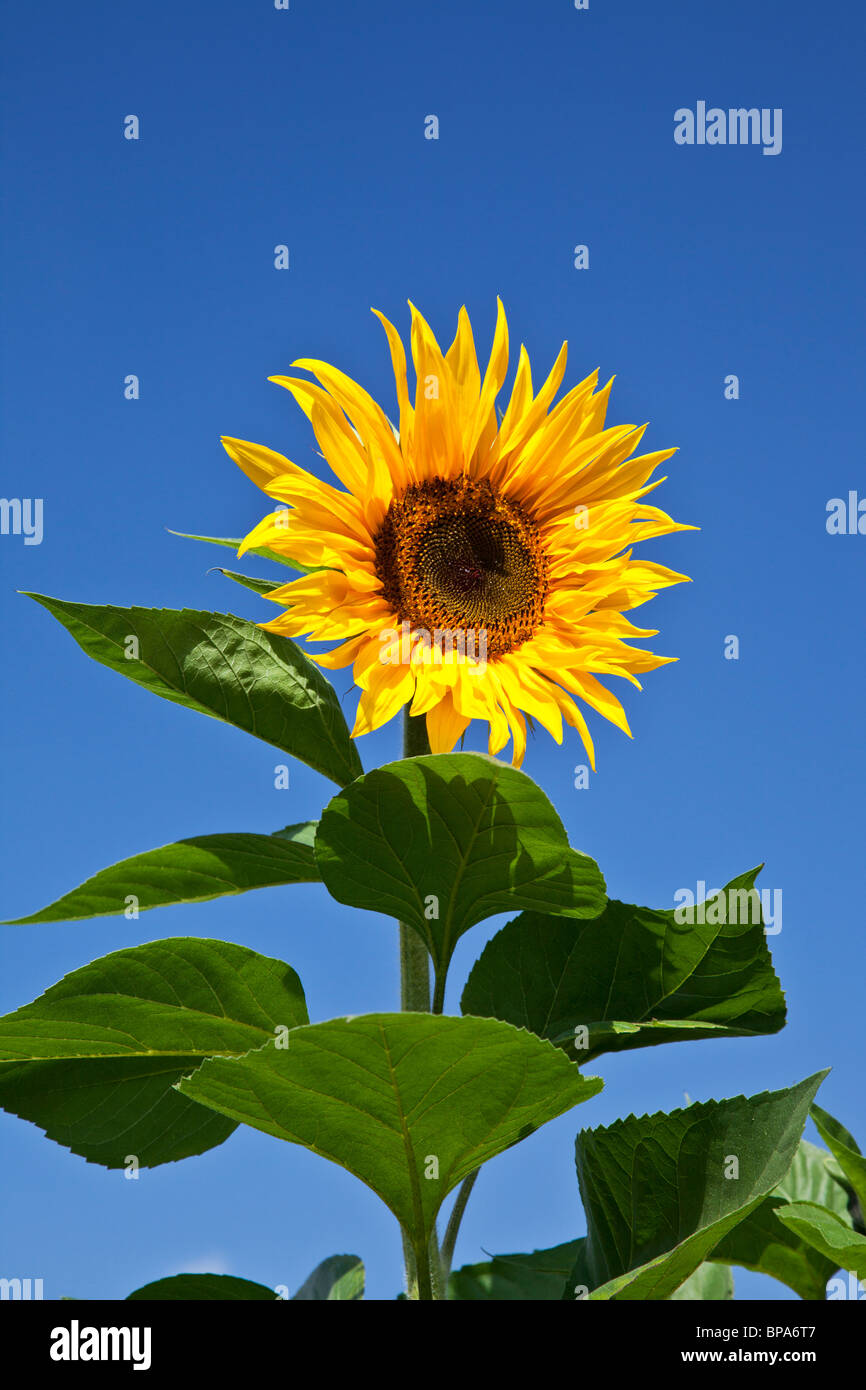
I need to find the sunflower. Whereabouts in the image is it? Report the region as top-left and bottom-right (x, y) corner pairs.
(222, 301), (693, 767)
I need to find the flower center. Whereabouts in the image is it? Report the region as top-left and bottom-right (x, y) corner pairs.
(374, 477), (548, 658)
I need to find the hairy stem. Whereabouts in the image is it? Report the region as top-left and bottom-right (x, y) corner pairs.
(403, 705), (432, 758)
(399, 707), (432, 1013)
(432, 973), (447, 1015)
(414, 1241), (435, 1301)
(399, 706), (436, 1297)
(400, 926), (430, 1012)
(428, 1228), (445, 1300)
(401, 1229), (419, 1300)
(440, 1170), (479, 1280)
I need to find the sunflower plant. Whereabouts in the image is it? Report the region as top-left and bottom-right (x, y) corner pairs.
(2, 304), (857, 1302)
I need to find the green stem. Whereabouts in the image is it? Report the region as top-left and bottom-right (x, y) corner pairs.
(428, 1229), (445, 1301)
(399, 706), (436, 1297)
(440, 1169), (479, 1280)
(403, 706), (431, 758)
(432, 972), (447, 1015)
(414, 1242), (434, 1301)
(396, 709), (469, 1299)
(399, 707), (432, 1014)
(401, 708), (452, 1015)
(401, 1229), (419, 1300)
(400, 925), (430, 1012)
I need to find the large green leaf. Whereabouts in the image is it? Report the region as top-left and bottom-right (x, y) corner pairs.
(0, 939), (308, 1167)
(461, 868), (784, 1061)
(810, 1103), (866, 1213)
(315, 754), (606, 985)
(0, 938), (309, 1061)
(180, 1013), (602, 1269)
(127, 1274), (278, 1301)
(293, 1254), (364, 1301)
(24, 595), (362, 788)
(708, 1138), (856, 1299)
(448, 1240), (584, 1301)
(775, 1204), (866, 1281)
(569, 1070), (827, 1300)
(166, 529), (320, 573)
(4, 823), (319, 926)
(669, 1263), (734, 1300)
(0, 1058), (236, 1169)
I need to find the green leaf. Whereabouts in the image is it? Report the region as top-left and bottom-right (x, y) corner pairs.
(24, 595), (362, 788)
(570, 1070), (828, 1300)
(126, 1261), (365, 1300)
(293, 1255), (364, 1301)
(213, 568), (284, 596)
(810, 1102), (866, 1212)
(669, 1263), (734, 1300)
(179, 1012), (602, 1267)
(775, 1204), (866, 1281)
(166, 529), (320, 574)
(709, 1139), (856, 1299)
(0, 1058), (236, 1169)
(0, 939), (308, 1167)
(0, 937), (309, 1061)
(4, 823), (319, 925)
(461, 868), (785, 1061)
(315, 754), (606, 984)
(448, 1240), (584, 1301)
(127, 1274), (278, 1301)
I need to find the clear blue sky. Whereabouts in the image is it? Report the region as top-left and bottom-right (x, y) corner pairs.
(1, 0), (863, 1301)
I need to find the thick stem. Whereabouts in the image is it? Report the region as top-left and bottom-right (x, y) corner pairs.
(428, 1229), (445, 1301)
(396, 709), (469, 1299)
(400, 925), (430, 1012)
(440, 1169), (479, 1279)
(399, 707), (432, 1013)
(400, 706), (435, 1296)
(414, 1243), (435, 1301)
(401, 1228), (419, 1300)
(403, 706), (431, 758)
(432, 973), (447, 1015)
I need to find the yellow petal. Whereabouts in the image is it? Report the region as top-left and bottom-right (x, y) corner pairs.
(291, 357), (405, 495)
(408, 301), (463, 478)
(445, 306), (481, 400)
(466, 298), (509, 472)
(426, 690), (471, 753)
(371, 307), (415, 456)
(352, 661), (415, 737)
(311, 633), (369, 670)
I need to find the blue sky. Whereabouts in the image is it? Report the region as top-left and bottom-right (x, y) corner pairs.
(1, 0), (864, 1301)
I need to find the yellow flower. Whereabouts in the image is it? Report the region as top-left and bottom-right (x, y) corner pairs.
(223, 301), (694, 767)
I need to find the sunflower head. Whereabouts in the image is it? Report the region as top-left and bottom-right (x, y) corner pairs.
(222, 301), (694, 767)
(374, 475), (549, 659)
